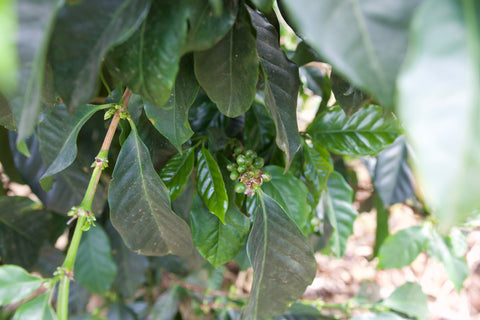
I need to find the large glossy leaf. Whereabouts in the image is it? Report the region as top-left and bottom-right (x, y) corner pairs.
(373, 136), (414, 207)
(108, 126), (194, 256)
(8, 0), (62, 154)
(194, 6), (259, 117)
(281, 0), (420, 108)
(49, 0), (150, 109)
(249, 8), (301, 169)
(106, 223), (149, 299)
(0, 265), (43, 306)
(191, 193), (250, 268)
(196, 147), (228, 223)
(9, 134), (105, 214)
(37, 103), (107, 190)
(322, 171), (358, 257)
(426, 229), (468, 290)
(0, 196), (53, 268)
(144, 54), (198, 151)
(302, 141), (333, 202)
(240, 192), (316, 320)
(261, 165), (311, 234)
(307, 105), (399, 156)
(12, 292), (56, 320)
(380, 282), (428, 320)
(74, 226), (117, 294)
(377, 226), (429, 269)
(397, 0), (480, 232)
(159, 147), (195, 201)
(183, 0), (238, 53)
(106, 0), (188, 107)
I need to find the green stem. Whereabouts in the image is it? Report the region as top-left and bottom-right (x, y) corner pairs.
(55, 88), (132, 320)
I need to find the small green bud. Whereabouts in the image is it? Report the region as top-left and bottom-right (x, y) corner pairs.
(230, 171), (239, 181)
(245, 150), (256, 158)
(226, 163), (237, 171)
(234, 146), (243, 154)
(253, 157), (264, 169)
(237, 165), (247, 173)
(235, 182), (246, 193)
(262, 171), (272, 182)
(236, 155), (246, 165)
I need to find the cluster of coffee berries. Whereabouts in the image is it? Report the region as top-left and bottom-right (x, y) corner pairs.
(227, 146), (271, 196)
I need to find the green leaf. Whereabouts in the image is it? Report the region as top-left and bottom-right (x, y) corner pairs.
(281, 0), (420, 108)
(397, 0), (480, 232)
(0, 94), (16, 131)
(330, 71), (372, 116)
(307, 105), (399, 156)
(49, 0), (150, 109)
(74, 226), (117, 294)
(196, 147), (228, 223)
(240, 192), (316, 320)
(290, 41), (321, 67)
(350, 312), (407, 320)
(12, 292), (56, 320)
(0, 196), (53, 268)
(373, 195), (389, 258)
(191, 194), (250, 268)
(261, 165), (311, 234)
(381, 282), (429, 320)
(106, 222), (149, 299)
(323, 171), (358, 257)
(195, 6), (258, 118)
(299, 65), (331, 110)
(108, 127), (194, 256)
(147, 287), (180, 320)
(377, 226), (429, 269)
(107, 301), (137, 320)
(302, 141), (333, 202)
(373, 136), (414, 207)
(0, 265), (43, 306)
(7, 0), (63, 154)
(249, 7), (301, 169)
(37, 103), (107, 190)
(426, 229), (468, 290)
(106, 0), (188, 106)
(0, 0), (18, 93)
(144, 54), (198, 151)
(251, 0), (274, 13)
(0, 127), (23, 183)
(183, 0), (238, 53)
(159, 148), (195, 201)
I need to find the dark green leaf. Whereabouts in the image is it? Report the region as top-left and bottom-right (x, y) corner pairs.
(303, 141), (333, 202)
(322, 171), (358, 257)
(49, 0), (150, 109)
(299, 65), (331, 109)
(240, 192), (316, 320)
(373, 195), (389, 258)
(0, 196), (52, 268)
(276, 303), (336, 320)
(381, 282), (428, 320)
(159, 148), (195, 201)
(144, 54), (198, 151)
(196, 147), (228, 223)
(108, 301), (137, 320)
(0, 265), (43, 305)
(0, 94), (15, 130)
(75, 226), (117, 294)
(249, 8), (301, 169)
(183, 0), (238, 53)
(397, 0), (480, 232)
(244, 102), (276, 154)
(281, 0), (420, 108)
(350, 312), (407, 320)
(106, 0), (188, 106)
(8, 0), (62, 154)
(261, 165), (311, 234)
(377, 226), (429, 269)
(106, 223), (149, 299)
(195, 6), (258, 118)
(147, 287), (180, 320)
(373, 136), (414, 207)
(12, 292), (55, 320)
(251, 0), (274, 13)
(37, 103), (108, 190)
(0, 126), (23, 183)
(307, 105), (399, 156)
(171, 179), (195, 223)
(108, 127), (194, 256)
(290, 41), (321, 67)
(426, 229), (468, 290)
(330, 71), (372, 116)
(191, 194), (250, 268)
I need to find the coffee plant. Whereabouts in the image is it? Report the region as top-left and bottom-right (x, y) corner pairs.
(0, 0), (478, 319)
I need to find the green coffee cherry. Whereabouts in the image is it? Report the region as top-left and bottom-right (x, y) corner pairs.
(262, 171), (272, 182)
(244, 157), (253, 166)
(245, 150), (256, 158)
(226, 163), (237, 172)
(237, 165), (247, 173)
(230, 171), (239, 181)
(235, 182), (246, 193)
(234, 146), (243, 154)
(236, 155), (246, 166)
(253, 157), (264, 168)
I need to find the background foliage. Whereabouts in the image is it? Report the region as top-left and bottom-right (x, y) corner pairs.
(1, 0), (479, 319)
